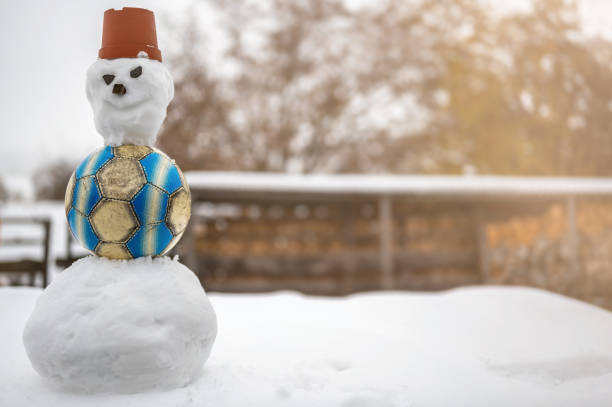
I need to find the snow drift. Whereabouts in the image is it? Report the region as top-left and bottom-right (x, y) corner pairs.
(4, 285), (612, 406)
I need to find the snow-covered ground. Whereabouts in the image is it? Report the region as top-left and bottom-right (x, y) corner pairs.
(2, 286), (612, 406)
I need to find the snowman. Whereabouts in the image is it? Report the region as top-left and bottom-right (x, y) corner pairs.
(22, 8), (217, 393)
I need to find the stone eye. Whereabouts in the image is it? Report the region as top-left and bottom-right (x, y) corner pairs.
(130, 66), (142, 78)
(102, 74), (115, 85)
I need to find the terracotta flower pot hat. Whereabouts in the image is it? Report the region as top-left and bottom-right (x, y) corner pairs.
(98, 7), (162, 62)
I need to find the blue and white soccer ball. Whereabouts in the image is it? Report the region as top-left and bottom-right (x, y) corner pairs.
(65, 145), (191, 259)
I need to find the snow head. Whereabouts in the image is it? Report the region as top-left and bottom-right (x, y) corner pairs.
(86, 56), (174, 146)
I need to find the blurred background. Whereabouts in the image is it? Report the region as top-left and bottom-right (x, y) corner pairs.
(3, 0), (612, 308)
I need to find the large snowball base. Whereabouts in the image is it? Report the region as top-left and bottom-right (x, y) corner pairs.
(22, 256), (217, 393)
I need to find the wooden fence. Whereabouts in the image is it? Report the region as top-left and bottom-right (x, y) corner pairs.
(179, 173), (607, 297)
(41, 173), (612, 307)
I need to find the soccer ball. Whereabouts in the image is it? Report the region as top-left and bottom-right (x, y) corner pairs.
(65, 145), (191, 259)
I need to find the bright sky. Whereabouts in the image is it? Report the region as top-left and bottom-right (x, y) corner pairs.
(0, 0), (611, 178)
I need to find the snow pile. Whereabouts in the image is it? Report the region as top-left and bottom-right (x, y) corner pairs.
(3, 286), (612, 406)
(86, 57), (174, 146)
(22, 256), (216, 393)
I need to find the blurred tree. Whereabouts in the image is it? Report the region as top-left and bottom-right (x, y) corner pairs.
(159, 0), (436, 173)
(34, 161), (74, 201)
(159, 0), (612, 176)
(421, 0), (612, 175)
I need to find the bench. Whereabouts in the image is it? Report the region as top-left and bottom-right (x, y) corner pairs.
(0, 217), (51, 287)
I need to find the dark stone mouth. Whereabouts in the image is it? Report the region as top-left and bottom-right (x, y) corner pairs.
(113, 84), (127, 96)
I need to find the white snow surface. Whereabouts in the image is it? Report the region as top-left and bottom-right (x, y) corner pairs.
(86, 57), (174, 146)
(3, 285), (612, 406)
(22, 256), (217, 393)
